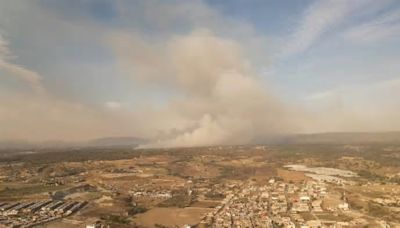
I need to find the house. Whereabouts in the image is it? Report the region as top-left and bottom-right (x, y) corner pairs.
(300, 196), (311, 202)
(338, 202), (349, 211)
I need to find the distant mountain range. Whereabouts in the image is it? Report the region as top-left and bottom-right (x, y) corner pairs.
(0, 137), (149, 150)
(87, 137), (149, 147)
(280, 131), (400, 144)
(1, 132), (400, 150)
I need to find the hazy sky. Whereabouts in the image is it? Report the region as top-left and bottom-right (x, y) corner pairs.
(1, 0), (400, 146)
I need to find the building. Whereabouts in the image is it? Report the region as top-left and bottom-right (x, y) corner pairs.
(338, 202), (349, 211)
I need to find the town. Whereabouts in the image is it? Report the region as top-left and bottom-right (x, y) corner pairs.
(201, 179), (389, 227)
(0, 200), (86, 227)
(0, 144), (399, 227)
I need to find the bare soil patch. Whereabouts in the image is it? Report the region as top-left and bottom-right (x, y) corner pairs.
(134, 207), (211, 227)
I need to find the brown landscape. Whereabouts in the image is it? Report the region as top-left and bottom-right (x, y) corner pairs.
(1, 1), (400, 227)
(0, 141), (400, 227)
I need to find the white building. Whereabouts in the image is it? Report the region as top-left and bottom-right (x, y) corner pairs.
(338, 202), (349, 211)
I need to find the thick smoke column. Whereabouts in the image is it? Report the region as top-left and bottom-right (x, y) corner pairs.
(111, 30), (297, 147)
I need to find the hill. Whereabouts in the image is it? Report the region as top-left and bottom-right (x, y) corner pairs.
(282, 132), (400, 144)
(87, 137), (149, 147)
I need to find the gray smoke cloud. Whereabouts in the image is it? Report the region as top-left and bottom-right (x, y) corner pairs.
(109, 29), (299, 147)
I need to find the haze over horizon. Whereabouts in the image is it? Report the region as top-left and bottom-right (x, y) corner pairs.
(1, 0), (400, 147)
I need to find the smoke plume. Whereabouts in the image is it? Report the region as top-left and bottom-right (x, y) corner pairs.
(110, 29), (298, 147)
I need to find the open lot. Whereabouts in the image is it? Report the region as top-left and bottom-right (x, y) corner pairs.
(134, 207), (212, 227)
(277, 168), (310, 183)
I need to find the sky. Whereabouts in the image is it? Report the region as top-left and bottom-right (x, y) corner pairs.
(0, 0), (400, 146)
